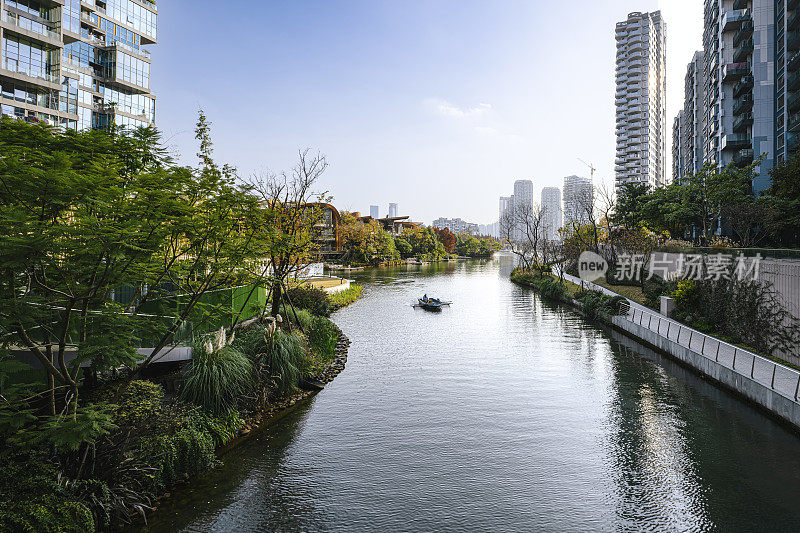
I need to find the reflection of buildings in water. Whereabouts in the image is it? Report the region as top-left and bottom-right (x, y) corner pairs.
(602, 338), (710, 530)
(498, 252), (517, 277)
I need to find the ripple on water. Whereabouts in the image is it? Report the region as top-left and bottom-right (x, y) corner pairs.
(141, 258), (800, 533)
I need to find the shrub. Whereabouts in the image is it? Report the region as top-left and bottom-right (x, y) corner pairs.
(285, 286), (331, 317)
(263, 331), (309, 397)
(132, 401), (241, 493)
(307, 316), (339, 364)
(575, 290), (626, 321)
(0, 451), (95, 532)
(233, 326), (309, 398)
(112, 380), (164, 426)
(329, 284), (363, 310)
(510, 269), (566, 300)
(671, 279), (700, 312)
(275, 302), (313, 331)
(180, 341), (252, 415)
(537, 277), (566, 300)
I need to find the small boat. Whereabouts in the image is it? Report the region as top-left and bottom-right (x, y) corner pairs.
(416, 295), (451, 311)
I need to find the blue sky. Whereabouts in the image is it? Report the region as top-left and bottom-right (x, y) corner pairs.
(154, 0), (701, 225)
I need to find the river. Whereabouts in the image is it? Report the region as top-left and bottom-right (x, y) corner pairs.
(140, 256), (800, 532)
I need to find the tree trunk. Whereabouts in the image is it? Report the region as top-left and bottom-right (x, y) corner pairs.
(270, 282), (282, 317)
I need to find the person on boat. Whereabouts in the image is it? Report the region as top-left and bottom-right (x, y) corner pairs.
(423, 293), (428, 301)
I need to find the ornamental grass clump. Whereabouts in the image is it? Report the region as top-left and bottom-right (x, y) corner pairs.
(181, 329), (252, 416)
(232, 324), (310, 399)
(264, 330), (309, 397)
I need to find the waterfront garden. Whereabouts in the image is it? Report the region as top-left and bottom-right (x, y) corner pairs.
(336, 212), (501, 266)
(0, 115), (364, 531)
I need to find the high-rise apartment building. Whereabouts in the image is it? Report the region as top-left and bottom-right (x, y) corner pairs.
(513, 180), (533, 211)
(499, 195), (513, 239)
(702, 0), (774, 192)
(675, 52), (707, 183)
(388, 203), (398, 218)
(673, 110), (686, 181)
(431, 217), (478, 235)
(541, 187), (562, 241)
(513, 180), (534, 240)
(499, 196), (512, 220)
(370, 205), (380, 219)
(615, 11), (668, 191)
(775, 1), (800, 170)
(563, 175), (593, 229)
(0, 0), (157, 131)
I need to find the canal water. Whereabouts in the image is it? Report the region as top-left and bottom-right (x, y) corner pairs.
(141, 256), (800, 532)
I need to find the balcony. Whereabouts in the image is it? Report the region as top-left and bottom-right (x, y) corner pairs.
(733, 38), (754, 63)
(733, 149), (754, 166)
(789, 111), (800, 132)
(789, 70), (800, 92)
(733, 20), (754, 47)
(722, 62), (750, 82)
(789, 32), (800, 53)
(721, 133), (751, 151)
(733, 75), (754, 97)
(0, 61), (59, 87)
(80, 12), (100, 30)
(722, 9), (751, 32)
(790, 10), (800, 31)
(733, 94), (754, 115)
(789, 52), (800, 73)
(733, 0), (748, 8)
(789, 133), (800, 153)
(789, 91), (800, 112)
(733, 112), (753, 132)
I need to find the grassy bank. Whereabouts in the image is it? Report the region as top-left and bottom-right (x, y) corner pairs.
(330, 284), (363, 311)
(0, 292), (353, 531)
(510, 268), (626, 320)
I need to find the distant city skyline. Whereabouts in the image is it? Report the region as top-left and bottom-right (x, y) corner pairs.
(154, 0), (701, 223)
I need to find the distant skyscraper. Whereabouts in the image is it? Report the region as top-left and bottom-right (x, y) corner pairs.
(682, 51), (706, 180)
(388, 203), (398, 218)
(674, 51), (708, 184)
(673, 110), (686, 182)
(512, 180), (534, 241)
(513, 180), (534, 211)
(499, 196), (512, 220)
(370, 205), (380, 219)
(563, 175), (593, 229)
(615, 11), (667, 190)
(541, 187), (562, 241)
(498, 196), (512, 238)
(432, 217), (478, 235)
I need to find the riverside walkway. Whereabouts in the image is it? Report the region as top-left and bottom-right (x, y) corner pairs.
(561, 272), (800, 408)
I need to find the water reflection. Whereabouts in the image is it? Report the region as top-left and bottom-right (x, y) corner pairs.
(141, 256), (800, 532)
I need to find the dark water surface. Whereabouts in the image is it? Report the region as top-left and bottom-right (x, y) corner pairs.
(141, 256), (800, 532)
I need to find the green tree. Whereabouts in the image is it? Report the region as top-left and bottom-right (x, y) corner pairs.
(762, 155), (800, 246)
(612, 182), (650, 230)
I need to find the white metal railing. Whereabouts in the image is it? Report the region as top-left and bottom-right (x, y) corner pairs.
(2, 10), (61, 40)
(2, 60), (59, 84)
(557, 270), (800, 403)
(618, 302), (800, 403)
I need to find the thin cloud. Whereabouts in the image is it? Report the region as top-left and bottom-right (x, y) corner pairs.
(426, 98), (492, 119)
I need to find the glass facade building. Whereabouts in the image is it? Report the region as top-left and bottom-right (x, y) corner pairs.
(0, 0), (156, 130)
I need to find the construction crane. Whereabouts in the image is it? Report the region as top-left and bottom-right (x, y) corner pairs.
(577, 158), (596, 181)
